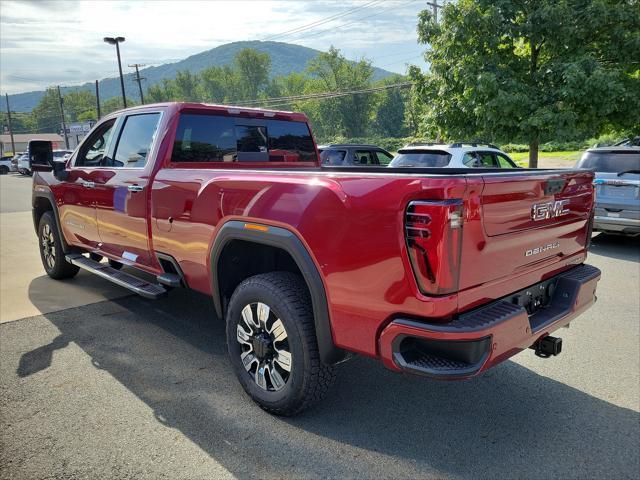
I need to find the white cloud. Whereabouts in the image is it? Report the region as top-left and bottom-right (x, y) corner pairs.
(0, 0), (428, 93)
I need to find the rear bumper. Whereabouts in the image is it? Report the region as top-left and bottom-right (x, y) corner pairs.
(379, 264), (601, 379)
(594, 215), (640, 234)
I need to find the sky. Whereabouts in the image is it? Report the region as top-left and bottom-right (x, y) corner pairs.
(0, 0), (432, 95)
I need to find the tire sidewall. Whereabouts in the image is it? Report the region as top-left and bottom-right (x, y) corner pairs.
(38, 211), (77, 279)
(226, 276), (311, 411)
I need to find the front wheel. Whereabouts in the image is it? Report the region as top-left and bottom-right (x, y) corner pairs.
(226, 272), (335, 416)
(38, 211), (79, 279)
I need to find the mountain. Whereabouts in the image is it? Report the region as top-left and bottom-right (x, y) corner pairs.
(3, 41), (396, 112)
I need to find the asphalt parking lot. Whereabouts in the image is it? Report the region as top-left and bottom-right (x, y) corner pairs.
(1, 172), (639, 479)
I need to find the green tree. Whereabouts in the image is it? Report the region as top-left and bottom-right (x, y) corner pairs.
(146, 79), (176, 103)
(374, 75), (408, 137)
(233, 48), (271, 101)
(307, 46), (375, 137)
(101, 96), (138, 115)
(30, 88), (62, 133)
(1, 112), (35, 134)
(173, 71), (201, 102)
(63, 91), (97, 123)
(199, 65), (240, 103)
(413, 0), (640, 167)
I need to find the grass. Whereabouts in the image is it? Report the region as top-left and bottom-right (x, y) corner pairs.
(509, 151), (582, 167)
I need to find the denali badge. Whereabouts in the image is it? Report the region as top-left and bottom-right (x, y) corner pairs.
(526, 242), (560, 257)
(531, 199), (570, 221)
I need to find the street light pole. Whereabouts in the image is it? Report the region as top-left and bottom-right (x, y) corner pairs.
(104, 36), (127, 108)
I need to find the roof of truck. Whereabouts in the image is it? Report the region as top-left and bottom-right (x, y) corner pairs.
(107, 102), (309, 122)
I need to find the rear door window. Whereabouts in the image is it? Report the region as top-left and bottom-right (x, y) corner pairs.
(477, 152), (498, 167)
(375, 150), (394, 165)
(354, 150), (377, 165)
(171, 113), (317, 163)
(495, 153), (517, 168)
(463, 152), (480, 167)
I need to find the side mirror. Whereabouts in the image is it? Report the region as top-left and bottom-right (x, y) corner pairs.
(29, 140), (54, 172)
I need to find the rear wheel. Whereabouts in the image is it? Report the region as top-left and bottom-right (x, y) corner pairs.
(226, 272), (335, 415)
(38, 211), (79, 279)
(0, 165), (8, 175)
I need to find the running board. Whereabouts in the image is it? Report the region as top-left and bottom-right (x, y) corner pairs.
(66, 254), (167, 299)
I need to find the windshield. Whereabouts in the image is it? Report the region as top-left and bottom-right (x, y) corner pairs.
(576, 151), (640, 173)
(389, 150), (451, 168)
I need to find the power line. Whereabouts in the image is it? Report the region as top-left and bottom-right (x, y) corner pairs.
(231, 81), (414, 108)
(261, 0), (384, 41)
(285, 0), (419, 42)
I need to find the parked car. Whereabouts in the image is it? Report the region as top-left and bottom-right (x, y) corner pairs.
(53, 149), (73, 162)
(18, 149), (72, 175)
(389, 142), (519, 169)
(576, 146), (640, 236)
(11, 153), (23, 172)
(30, 102), (599, 415)
(318, 144), (394, 166)
(0, 155), (13, 174)
(17, 153), (30, 175)
(614, 136), (640, 147)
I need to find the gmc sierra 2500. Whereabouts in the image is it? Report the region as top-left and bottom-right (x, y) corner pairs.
(30, 102), (600, 415)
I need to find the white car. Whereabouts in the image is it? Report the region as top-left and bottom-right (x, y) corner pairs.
(18, 149), (72, 175)
(0, 155), (13, 174)
(389, 142), (520, 169)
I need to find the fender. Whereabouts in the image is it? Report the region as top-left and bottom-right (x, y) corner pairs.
(32, 189), (72, 254)
(210, 220), (346, 365)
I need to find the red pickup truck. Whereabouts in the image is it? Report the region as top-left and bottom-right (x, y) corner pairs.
(30, 102), (600, 415)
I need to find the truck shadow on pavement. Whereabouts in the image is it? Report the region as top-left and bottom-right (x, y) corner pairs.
(22, 276), (640, 479)
(589, 233), (640, 261)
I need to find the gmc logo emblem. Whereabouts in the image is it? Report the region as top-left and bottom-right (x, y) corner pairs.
(531, 199), (570, 221)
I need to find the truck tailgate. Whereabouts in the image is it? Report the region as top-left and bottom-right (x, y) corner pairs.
(459, 170), (594, 291)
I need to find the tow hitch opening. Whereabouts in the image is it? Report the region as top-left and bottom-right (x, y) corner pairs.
(530, 335), (562, 358)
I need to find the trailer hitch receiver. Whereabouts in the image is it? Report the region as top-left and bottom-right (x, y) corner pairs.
(531, 335), (562, 358)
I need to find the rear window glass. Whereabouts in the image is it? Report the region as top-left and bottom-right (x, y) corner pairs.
(389, 150), (451, 168)
(576, 151), (640, 172)
(172, 114), (317, 163)
(320, 150), (346, 165)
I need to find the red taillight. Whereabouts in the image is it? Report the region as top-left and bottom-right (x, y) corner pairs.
(405, 200), (463, 296)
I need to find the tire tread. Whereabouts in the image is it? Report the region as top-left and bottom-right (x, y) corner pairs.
(227, 271), (336, 416)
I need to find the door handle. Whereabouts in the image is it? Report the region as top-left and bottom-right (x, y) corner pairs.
(128, 184), (144, 192)
(82, 181), (95, 189)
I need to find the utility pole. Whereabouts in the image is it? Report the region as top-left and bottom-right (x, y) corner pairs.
(57, 86), (70, 149)
(4, 93), (16, 155)
(95, 80), (102, 119)
(426, 1), (444, 21)
(129, 63), (146, 104)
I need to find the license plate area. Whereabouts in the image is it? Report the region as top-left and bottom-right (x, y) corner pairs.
(602, 185), (634, 198)
(507, 277), (559, 316)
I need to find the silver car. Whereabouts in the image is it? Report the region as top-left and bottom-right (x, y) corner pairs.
(576, 146), (640, 236)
